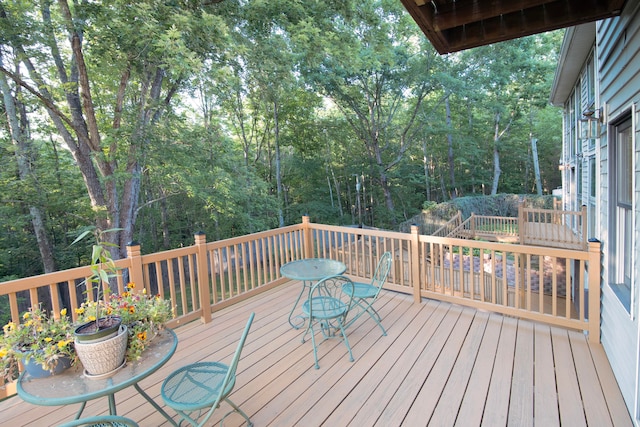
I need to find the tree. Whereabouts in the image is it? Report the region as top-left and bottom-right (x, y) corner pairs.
(0, 49), (56, 273)
(0, 0), (231, 258)
(454, 33), (562, 195)
(295, 0), (443, 225)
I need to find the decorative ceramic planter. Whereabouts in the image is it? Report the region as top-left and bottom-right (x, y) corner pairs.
(74, 316), (122, 343)
(22, 354), (73, 379)
(75, 324), (128, 378)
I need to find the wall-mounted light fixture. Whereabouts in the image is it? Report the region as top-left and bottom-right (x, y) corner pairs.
(579, 106), (604, 140)
(582, 107), (603, 123)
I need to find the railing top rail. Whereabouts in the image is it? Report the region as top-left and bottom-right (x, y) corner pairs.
(207, 224), (304, 247)
(432, 211), (462, 236)
(472, 214), (519, 221)
(309, 222), (409, 239)
(417, 233), (589, 259)
(0, 264), (107, 296)
(140, 245), (198, 263)
(522, 206), (583, 215)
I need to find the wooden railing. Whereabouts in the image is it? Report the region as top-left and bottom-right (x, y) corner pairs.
(457, 213), (520, 242)
(431, 211), (462, 237)
(307, 220), (599, 336)
(433, 204), (587, 250)
(520, 205), (587, 250)
(0, 216), (601, 398)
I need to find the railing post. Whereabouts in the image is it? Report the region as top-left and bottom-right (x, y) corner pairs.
(195, 232), (212, 324)
(410, 225), (421, 304)
(470, 213), (476, 238)
(126, 241), (144, 293)
(588, 238), (602, 343)
(518, 201), (525, 244)
(302, 216), (313, 258)
(581, 205), (588, 250)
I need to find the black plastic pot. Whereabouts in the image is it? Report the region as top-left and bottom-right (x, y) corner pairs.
(74, 316), (122, 343)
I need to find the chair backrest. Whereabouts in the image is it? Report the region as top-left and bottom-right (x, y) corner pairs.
(308, 275), (355, 319)
(226, 312), (254, 382)
(210, 312), (254, 409)
(370, 251), (392, 294)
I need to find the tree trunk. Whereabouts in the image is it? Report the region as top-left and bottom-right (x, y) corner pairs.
(324, 132), (343, 218)
(445, 96), (457, 198)
(422, 140), (431, 201)
(531, 137), (543, 196)
(273, 100), (285, 227)
(0, 54), (57, 274)
(491, 112), (505, 195)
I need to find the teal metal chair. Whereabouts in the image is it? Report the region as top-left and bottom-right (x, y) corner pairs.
(58, 415), (138, 427)
(344, 251), (392, 335)
(161, 312), (255, 427)
(301, 275), (355, 369)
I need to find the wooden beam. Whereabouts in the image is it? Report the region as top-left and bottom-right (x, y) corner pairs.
(441, 0), (624, 53)
(401, 0), (628, 54)
(400, 0), (451, 53)
(433, 0), (556, 31)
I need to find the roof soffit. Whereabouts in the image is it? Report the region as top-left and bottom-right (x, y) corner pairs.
(400, 0), (625, 54)
(549, 23), (596, 106)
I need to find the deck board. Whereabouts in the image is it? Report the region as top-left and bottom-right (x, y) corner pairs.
(552, 326), (588, 426)
(509, 320), (534, 426)
(482, 315), (517, 426)
(454, 312), (503, 426)
(533, 323), (560, 427)
(0, 280), (632, 426)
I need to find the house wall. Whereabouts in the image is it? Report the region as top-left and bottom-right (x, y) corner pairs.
(597, 0), (640, 418)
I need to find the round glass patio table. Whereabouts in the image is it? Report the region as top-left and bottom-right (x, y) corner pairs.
(17, 328), (179, 426)
(280, 258), (347, 328)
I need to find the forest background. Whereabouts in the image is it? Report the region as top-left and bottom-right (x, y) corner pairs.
(0, 0), (563, 284)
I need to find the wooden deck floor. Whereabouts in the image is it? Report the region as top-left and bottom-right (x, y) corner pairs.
(0, 281), (632, 426)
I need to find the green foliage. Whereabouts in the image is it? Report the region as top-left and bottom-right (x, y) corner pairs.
(0, 0), (565, 280)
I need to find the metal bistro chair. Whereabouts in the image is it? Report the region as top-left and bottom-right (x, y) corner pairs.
(58, 415), (139, 427)
(344, 251), (392, 335)
(161, 312), (255, 427)
(301, 275), (355, 369)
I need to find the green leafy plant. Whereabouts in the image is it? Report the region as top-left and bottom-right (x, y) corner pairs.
(1, 305), (75, 382)
(72, 227), (123, 332)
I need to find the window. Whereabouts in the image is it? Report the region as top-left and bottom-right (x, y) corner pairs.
(586, 55), (595, 109)
(588, 156), (596, 238)
(569, 92), (576, 158)
(610, 117), (633, 312)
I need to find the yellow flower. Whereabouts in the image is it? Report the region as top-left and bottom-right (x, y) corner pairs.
(57, 340), (70, 349)
(88, 315), (96, 321)
(44, 337), (53, 342)
(75, 308), (84, 315)
(127, 282), (135, 289)
(129, 306), (136, 314)
(61, 308), (67, 316)
(137, 331), (147, 341)
(0, 348), (7, 358)
(3, 322), (15, 333)
(23, 312), (30, 320)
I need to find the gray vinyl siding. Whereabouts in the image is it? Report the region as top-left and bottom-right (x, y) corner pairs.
(597, 0), (640, 415)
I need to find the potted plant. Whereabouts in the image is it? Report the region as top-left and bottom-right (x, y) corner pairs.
(0, 305), (75, 380)
(71, 227), (123, 343)
(71, 227), (131, 377)
(77, 282), (172, 362)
